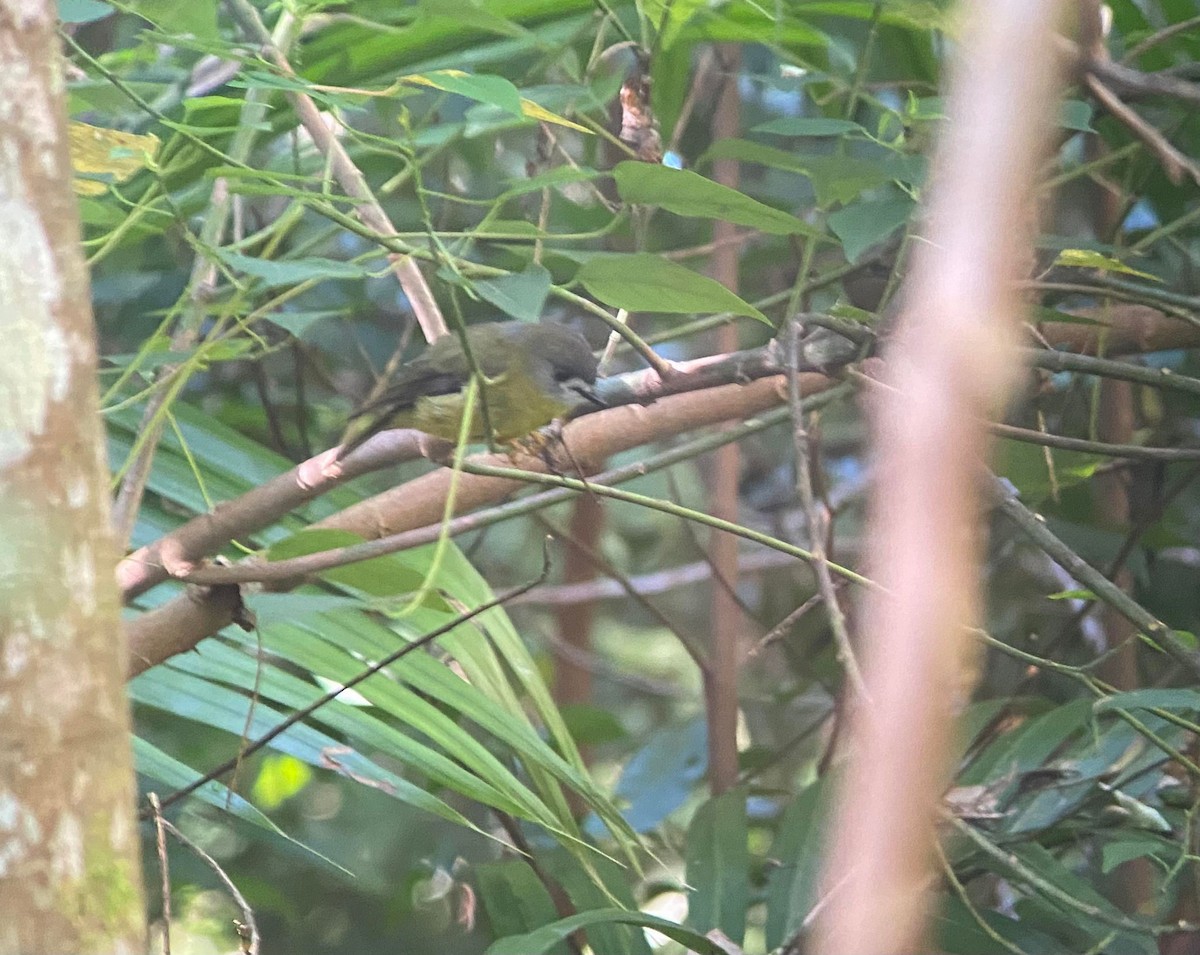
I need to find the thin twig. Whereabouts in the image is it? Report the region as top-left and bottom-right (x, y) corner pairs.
(535, 514), (709, 669)
(126, 382), (852, 676)
(992, 422), (1200, 461)
(666, 46), (715, 156)
(1084, 73), (1200, 185)
(949, 815), (1191, 936)
(1090, 55), (1200, 106)
(991, 476), (1200, 680)
(747, 591), (827, 658)
(159, 816), (260, 955)
(178, 456), (870, 589)
(936, 839), (1026, 955)
(1026, 348), (1200, 398)
(108, 12), (301, 546)
(1122, 15), (1200, 62)
(788, 322), (868, 699)
(221, 0), (445, 341)
(493, 811), (586, 955)
(516, 548), (799, 607)
(148, 793), (172, 955)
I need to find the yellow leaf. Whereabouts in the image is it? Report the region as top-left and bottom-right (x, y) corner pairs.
(398, 70), (590, 134)
(1054, 248), (1160, 282)
(519, 98), (590, 134)
(68, 121), (159, 196)
(251, 753), (313, 809)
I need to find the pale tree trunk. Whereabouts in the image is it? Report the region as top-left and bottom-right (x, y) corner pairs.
(0, 4), (147, 953)
(812, 1), (1067, 951)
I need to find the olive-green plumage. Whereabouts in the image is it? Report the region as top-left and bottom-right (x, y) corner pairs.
(339, 321), (601, 455)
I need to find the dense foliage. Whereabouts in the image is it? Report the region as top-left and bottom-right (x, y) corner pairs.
(68, 0), (1200, 951)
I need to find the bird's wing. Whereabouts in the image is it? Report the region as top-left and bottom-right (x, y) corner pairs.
(348, 326), (512, 419)
(348, 360), (465, 419)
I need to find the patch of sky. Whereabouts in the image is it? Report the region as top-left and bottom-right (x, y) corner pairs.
(1123, 199), (1159, 232)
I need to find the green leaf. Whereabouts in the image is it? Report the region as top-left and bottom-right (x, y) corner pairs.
(133, 738), (350, 872)
(1004, 844), (1156, 953)
(126, 0), (216, 39)
(642, 0), (707, 48)
(58, 0), (112, 23)
(994, 438), (1102, 505)
(500, 165), (603, 200)
(417, 0), (528, 38)
(402, 69), (524, 117)
(765, 782), (829, 950)
(937, 895), (1061, 955)
(1100, 835), (1174, 874)
(1060, 99), (1095, 132)
(131, 665), (481, 830)
(265, 528), (426, 596)
(242, 592), (363, 626)
(828, 193), (914, 262)
(484, 908), (727, 955)
(176, 631), (569, 827)
(752, 117), (864, 137)
(559, 704), (628, 746)
(958, 699), (1091, 787)
(1046, 588), (1096, 601)
(265, 309), (348, 338)
(402, 70), (590, 132)
(218, 250), (373, 288)
(906, 95), (946, 122)
(701, 139), (900, 206)
(473, 265), (553, 321)
(685, 787), (748, 945)
(578, 254), (770, 323)
(538, 854), (652, 955)
(476, 861), (569, 954)
(1054, 248), (1160, 281)
(612, 162), (818, 237)
(182, 95), (249, 115)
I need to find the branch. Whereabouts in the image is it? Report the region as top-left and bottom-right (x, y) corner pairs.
(222, 0), (445, 341)
(125, 374), (844, 676)
(991, 478), (1200, 680)
(118, 431), (439, 600)
(121, 297), (1200, 675)
(1084, 72), (1200, 186)
(118, 333), (829, 604)
(814, 0), (1069, 949)
(1090, 53), (1200, 107)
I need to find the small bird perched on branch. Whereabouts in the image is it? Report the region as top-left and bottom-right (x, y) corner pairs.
(338, 320), (603, 458)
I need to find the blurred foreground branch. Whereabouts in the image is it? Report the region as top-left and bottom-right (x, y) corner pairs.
(813, 1), (1069, 952)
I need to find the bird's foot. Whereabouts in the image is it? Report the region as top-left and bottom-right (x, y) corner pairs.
(504, 421), (582, 477)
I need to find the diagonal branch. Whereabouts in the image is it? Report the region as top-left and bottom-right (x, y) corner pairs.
(222, 0), (445, 342)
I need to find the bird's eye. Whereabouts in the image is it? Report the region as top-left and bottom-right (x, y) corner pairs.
(554, 370), (573, 383)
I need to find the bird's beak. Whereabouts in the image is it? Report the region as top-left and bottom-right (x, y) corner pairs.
(568, 380), (607, 409)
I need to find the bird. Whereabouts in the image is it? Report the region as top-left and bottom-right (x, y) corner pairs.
(338, 320), (603, 458)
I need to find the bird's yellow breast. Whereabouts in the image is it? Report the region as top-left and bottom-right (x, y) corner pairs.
(405, 370), (573, 442)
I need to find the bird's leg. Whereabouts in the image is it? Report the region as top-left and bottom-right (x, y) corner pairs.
(505, 421), (586, 480)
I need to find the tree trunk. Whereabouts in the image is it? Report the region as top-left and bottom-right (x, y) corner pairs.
(0, 4), (147, 952)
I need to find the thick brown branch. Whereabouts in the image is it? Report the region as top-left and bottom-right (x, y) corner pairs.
(126, 374), (809, 677)
(118, 431), (439, 600)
